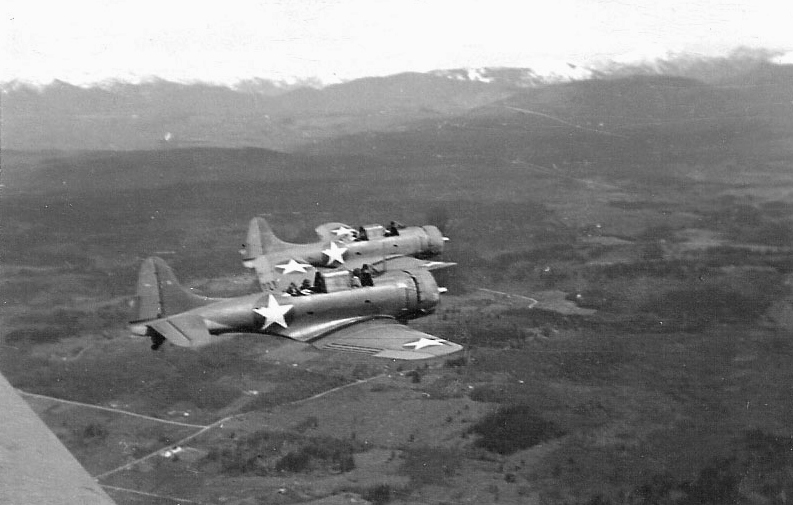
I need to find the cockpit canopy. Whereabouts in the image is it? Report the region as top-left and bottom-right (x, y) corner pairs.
(362, 224), (385, 240)
(319, 270), (354, 293)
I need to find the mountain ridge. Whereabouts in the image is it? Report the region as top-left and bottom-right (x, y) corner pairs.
(2, 52), (789, 152)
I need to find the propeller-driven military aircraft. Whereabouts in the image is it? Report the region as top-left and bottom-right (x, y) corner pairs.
(240, 217), (454, 292)
(129, 257), (462, 360)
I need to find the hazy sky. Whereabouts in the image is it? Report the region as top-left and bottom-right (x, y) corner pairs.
(3, 0), (792, 85)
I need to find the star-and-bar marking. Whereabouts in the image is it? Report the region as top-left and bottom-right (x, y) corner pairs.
(403, 337), (445, 350)
(254, 294), (293, 330)
(275, 259), (310, 274)
(322, 242), (348, 265)
(332, 226), (356, 238)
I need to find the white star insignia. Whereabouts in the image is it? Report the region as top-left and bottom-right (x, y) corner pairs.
(254, 294), (293, 330)
(332, 226), (356, 238)
(403, 337), (445, 350)
(322, 242), (348, 265)
(275, 259), (310, 274)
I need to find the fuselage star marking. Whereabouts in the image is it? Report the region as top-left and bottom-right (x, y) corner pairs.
(254, 294), (293, 329)
(322, 242), (348, 265)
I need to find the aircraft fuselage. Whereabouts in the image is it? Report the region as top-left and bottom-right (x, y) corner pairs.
(133, 269), (440, 342)
(265, 225), (445, 267)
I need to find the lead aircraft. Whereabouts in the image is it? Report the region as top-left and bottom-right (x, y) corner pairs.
(240, 217), (454, 292)
(129, 257), (462, 360)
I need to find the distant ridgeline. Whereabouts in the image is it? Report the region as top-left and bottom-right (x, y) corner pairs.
(2, 53), (790, 152)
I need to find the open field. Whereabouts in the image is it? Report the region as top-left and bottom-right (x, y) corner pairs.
(2, 69), (793, 504)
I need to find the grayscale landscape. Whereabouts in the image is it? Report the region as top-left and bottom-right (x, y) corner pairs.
(2, 51), (793, 504)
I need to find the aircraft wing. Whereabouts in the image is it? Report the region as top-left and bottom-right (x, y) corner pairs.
(368, 255), (456, 272)
(0, 371), (116, 504)
(245, 254), (316, 293)
(314, 222), (356, 241)
(280, 317), (463, 360)
(308, 254), (456, 274)
(149, 314), (214, 348)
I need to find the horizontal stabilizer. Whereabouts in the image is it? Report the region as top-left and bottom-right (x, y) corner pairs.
(149, 314), (213, 348)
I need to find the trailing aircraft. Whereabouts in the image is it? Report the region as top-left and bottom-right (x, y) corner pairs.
(129, 257), (462, 360)
(240, 217), (454, 292)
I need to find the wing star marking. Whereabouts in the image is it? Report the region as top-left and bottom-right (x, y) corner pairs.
(403, 337), (445, 350)
(275, 259), (310, 274)
(332, 226), (356, 238)
(254, 294), (294, 330)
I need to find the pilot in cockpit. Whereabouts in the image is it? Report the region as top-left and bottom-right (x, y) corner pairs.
(350, 269), (362, 288)
(360, 264), (374, 287)
(285, 282), (300, 296)
(385, 221), (400, 237)
(313, 271), (326, 293)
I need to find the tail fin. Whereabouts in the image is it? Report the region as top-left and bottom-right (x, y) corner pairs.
(131, 257), (214, 322)
(241, 216), (293, 260)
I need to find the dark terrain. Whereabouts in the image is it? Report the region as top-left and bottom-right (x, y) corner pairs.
(2, 57), (793, 504)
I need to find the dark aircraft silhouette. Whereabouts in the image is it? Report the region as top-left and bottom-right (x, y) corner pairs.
(129, 257), (462, 359)
(240, 217), (454, 292)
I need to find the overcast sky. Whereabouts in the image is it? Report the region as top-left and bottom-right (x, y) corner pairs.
(3, 0), (792, 85)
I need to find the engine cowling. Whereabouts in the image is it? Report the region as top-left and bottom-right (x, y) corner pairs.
(422, 225), (446, 255)
(406, 268), (441, 314)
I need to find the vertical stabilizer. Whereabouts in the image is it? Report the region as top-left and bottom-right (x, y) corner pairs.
(243, 217), (292, 259)
(132, 257), (214, 321)
(134, 257), (161, 321)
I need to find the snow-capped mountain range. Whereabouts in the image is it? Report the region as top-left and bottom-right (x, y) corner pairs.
(2, 49), (790, 152)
